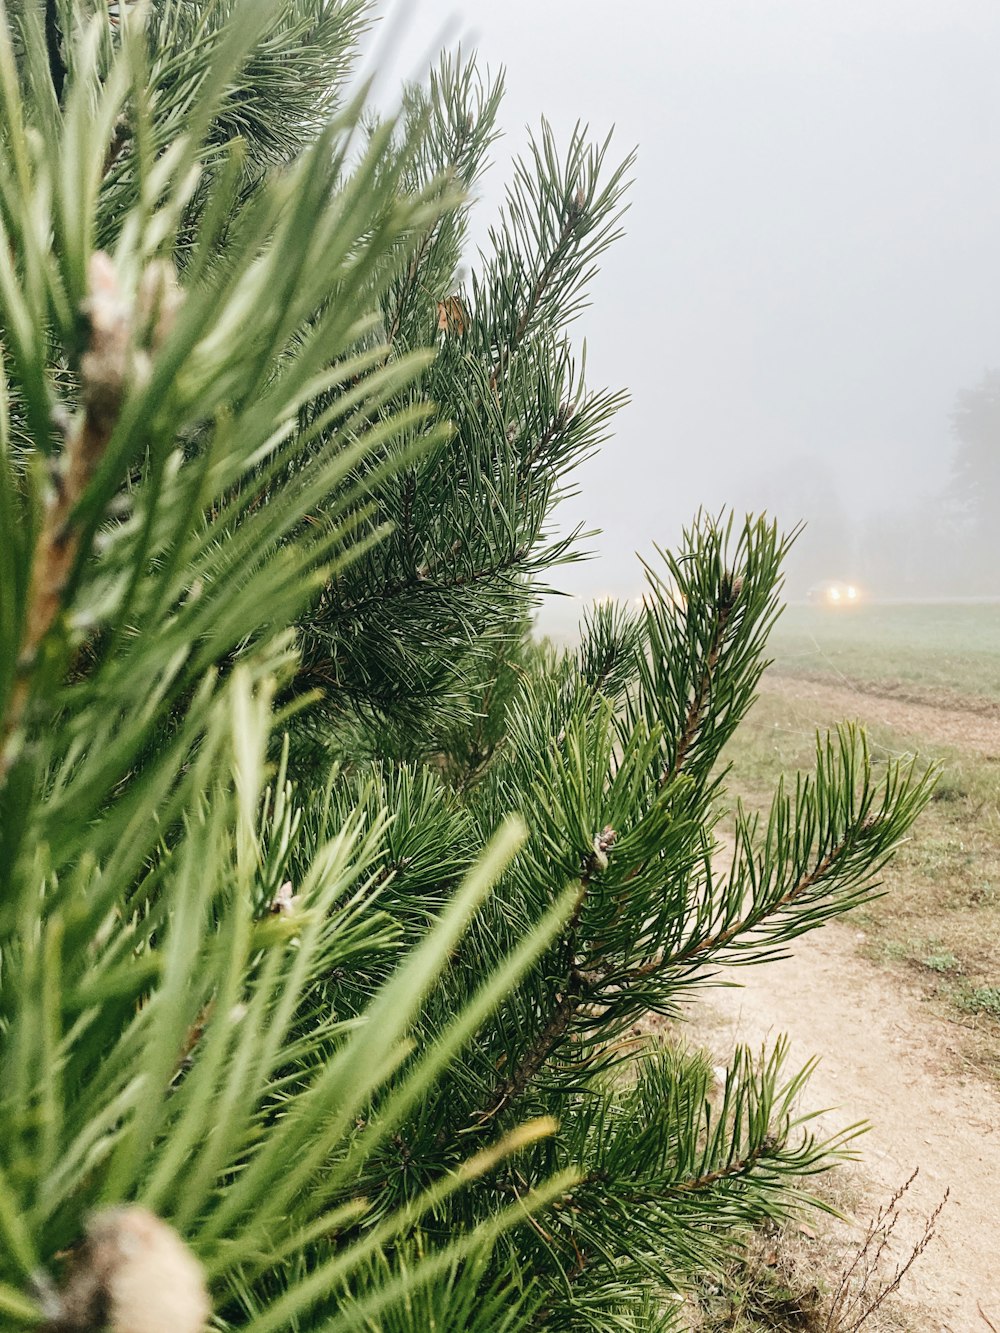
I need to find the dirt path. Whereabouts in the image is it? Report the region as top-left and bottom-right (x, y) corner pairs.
(702, 919), (1000, 1331)
(764, 673), (1000, 757)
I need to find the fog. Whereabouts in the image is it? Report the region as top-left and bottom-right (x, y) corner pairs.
(374, 1), (1000, 606)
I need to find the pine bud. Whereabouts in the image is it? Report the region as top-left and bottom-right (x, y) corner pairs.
(588, 825), (617, 873)
(80, 253), (133, 433)
(79, 254), (182, 431)
(270, 880), (300, 915)
(567, 186), (587, 224)
(45, 1207), (210, 1333)
(719, 570), (744, 607)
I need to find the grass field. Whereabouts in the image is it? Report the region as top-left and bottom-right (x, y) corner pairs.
(725, 601), (1000, 1084)
(770, 601), (1000, 703)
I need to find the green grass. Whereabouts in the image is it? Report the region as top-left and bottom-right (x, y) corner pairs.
(770, 602), (1000, 703)
(951, 983), (1000, 1018)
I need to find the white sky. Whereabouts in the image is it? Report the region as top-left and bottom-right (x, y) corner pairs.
(370, 1), (1000, 598)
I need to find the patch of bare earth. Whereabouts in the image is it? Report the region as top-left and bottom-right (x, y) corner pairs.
(699, 919), (1000, 1332)
(764, 672), (1000, 758)
(679, 666), (999, 1327)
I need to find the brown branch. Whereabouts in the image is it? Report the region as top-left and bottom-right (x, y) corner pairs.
(384, 218), (441, 352)
(586, 835), (854, 998)
(660, 575), (741, 787)
(476, 988), (581, 1125)
(516, 401), (573, 486)
(357, 856), (412, 907)
(2, 460), (92, 780)
(531, 1134), (782, 1324)
(671, 1139), (776, 1194)
(564, 818), (866, 1007)
(330, 545), (529, 621)
(510, 214), (577, 353)
(490, 199), (585, 391)
(472, 827), (617, 1125)
(578, 1139), (778, 1208)
(2, 278), (125, 777)
(666, 838), (848, 970)
(1, 253), (179, 782)
(398, 470), (417, 577)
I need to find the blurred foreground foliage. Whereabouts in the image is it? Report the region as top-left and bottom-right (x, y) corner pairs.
(0, 3), (933, 1329)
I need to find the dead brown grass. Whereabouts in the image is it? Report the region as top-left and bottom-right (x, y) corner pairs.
(685, 1169), (942, 1333)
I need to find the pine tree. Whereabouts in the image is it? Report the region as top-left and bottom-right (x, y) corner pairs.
(0, 4), (933, 1330)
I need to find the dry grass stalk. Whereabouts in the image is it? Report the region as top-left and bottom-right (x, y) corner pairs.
(822, 1169), (948, 1332)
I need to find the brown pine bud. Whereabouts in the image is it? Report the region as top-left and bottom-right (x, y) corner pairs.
(588, 825), (617, 873)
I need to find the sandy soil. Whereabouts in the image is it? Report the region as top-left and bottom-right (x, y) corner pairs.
(764, 673), (1000, 758)
(681, 670), (1000, 1328)
(701, 919), (1000, 1331)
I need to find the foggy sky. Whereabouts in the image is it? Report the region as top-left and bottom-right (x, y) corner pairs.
(374, 1), (1000, 599)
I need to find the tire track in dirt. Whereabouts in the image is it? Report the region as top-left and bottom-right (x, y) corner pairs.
(763, 672), (1000, 758)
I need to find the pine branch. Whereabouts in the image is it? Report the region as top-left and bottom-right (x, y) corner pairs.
(669, 838), (849, 968)
(670, 1139), (778, 1194)
(661, 572), (742, 785)
(516, 400), (574, 484)
(328, 546), (531, 621)
(1, 253), (174, 779)
(473, 828), (616, 1123)
(384, 215), (444, 351)
(0, 10), (936, 1327)
(491, 202), (584, 388)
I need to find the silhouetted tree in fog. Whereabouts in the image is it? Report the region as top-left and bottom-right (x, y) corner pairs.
(952, 370), (1000, 586)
